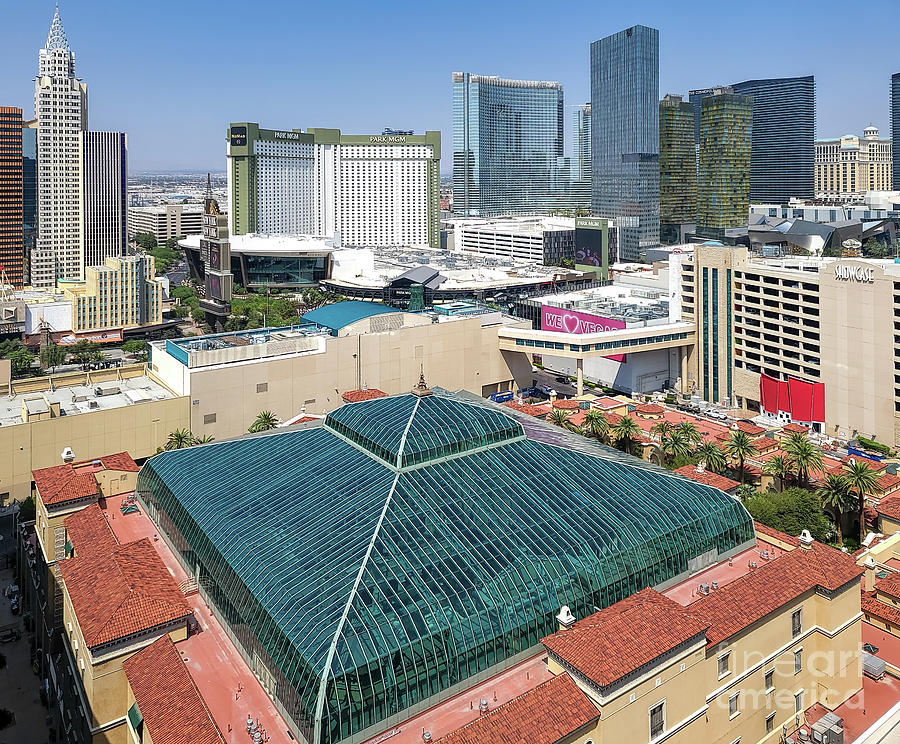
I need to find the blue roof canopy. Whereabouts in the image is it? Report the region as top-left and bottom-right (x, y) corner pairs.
(301, 301), (401, 333)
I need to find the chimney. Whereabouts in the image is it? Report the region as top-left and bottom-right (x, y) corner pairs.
(798, 529), (814, 550)
(556, 605), (576, 630)
(864, 555), (877, 592)
(61, 446), (75, 463)
(549, 389), (558, 404)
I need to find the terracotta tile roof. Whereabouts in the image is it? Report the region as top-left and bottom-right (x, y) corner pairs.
(64, 504), (118, 558)
(753, 438), (782, 453)
(634, 403), (665, 415)
(841, 455), (887, 471)
(342, 389), (387, 403)
(874, 573), (900, 602)
(735, 420), (766, 436)
(878, 474), (900, 492)
(123, 636), (225, 744)
(502, 401), (546, 417)
(877, 493), (900, 520)
(435, 673), (598, 744)
(33, 452), (138, 506)
(689, 542), (863, 645)
(551, 399), (581, 410)
(59, 538), (192, 648)
(674, 465), (739, 492)
(781, 423), (809, 434)
(753, 521), (800, 547)
(863, 590), (900, 627)
(542, 588), (708, 688)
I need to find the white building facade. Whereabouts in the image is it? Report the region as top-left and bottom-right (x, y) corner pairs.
(33, 7), (87, 287)
(227, 124), (441, 249)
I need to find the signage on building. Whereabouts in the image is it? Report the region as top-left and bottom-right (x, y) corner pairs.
(230, 126), (247, 147)
(369, 135), (407, 144)
(834, 264), (875, 283)
(575, 217), (607, 231)
(274, 130), (301, 140)
(541, 305), (626, 362)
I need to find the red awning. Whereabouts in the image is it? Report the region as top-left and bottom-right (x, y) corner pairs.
(788, 378), (813, 423)
(758, 374), (825, 423)
(760, 373), (779, 414)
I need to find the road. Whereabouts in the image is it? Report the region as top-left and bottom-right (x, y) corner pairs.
(529, 368), (578, 398)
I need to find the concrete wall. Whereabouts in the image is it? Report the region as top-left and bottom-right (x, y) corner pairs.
(545, 347), (677, 394)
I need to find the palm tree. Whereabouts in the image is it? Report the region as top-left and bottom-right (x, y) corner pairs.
(650, 421), (673, 441)
(675, 421), (702, 446)
(696, 442), (726, 474)
(165, 429), (195, 450)
(818, 474), (853, 546)
(783, 432), (824, 488)
(249, 410), (280, 433)
(661, 430), (692, 466)
(612, 416), (642, 456)
(548, 408), (571, 428)
(193, 435), (215, 445)
(843, 459), (880, 544)
(582, 409), (609, 441)
(763, 454), (792, 493)
(725, 431), (757, 484)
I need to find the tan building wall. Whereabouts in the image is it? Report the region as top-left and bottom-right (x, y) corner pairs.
(815, 130), (892, 198)
(153, 316), (532, 441)
(548, 578), (860, 744)
(0, 368), (189, 502)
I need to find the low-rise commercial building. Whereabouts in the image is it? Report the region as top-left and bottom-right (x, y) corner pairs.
(127, 203), (205, 242)
(443, 215), (576, 265)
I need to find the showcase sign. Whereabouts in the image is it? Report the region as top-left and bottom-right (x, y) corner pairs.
(541, 306), (626, 362)
(834, 264), (875, 283)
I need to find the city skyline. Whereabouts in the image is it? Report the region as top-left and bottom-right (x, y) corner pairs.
(0, 0), (898, 172)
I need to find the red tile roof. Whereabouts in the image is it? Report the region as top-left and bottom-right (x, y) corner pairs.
(877, 493), (900, 520)
(342, 389), (387, 403)
(878, 473), (900, 493)
(753, 438), (782, 453)
(735, 420), (766, 436)
(782, 423), (809, 434)
(753, 521), (800, 547)
(689, 542), (863, 645)
(593, 396), (624, 410)
(435, 673), (598, 744)
(59, 538), (192, 648)
(634, 403), (665, 415)
(33, 452), (138, 507)
(123, 636), (225, 744)
(503, 400), (547, 417)
(64, 504), (118, 558)
(542, 588), (708, 688)
(551, 399), (581, 410)
(673, 465), (739, 492)
(875, 573), (900, 602)
(863, 590), (900, 627)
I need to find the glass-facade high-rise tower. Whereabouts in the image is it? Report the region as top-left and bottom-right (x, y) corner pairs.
(731, 76), (815, 203)
(659, 94), (696, 244)
(452, 72), (564, 216)
(590, 25), (660, 261)
(892, 73), (900, 189)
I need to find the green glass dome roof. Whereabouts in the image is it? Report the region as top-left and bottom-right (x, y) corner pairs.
(137, 391), (754, 744)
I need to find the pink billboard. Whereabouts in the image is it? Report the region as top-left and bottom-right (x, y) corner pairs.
(540, 305), (626, 362)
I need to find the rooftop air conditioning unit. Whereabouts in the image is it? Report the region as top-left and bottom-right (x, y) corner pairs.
(698, 583), (710, 595)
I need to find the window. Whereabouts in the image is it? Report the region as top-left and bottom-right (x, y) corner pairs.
(766, 712), (776, 733)
(792, 608), (802, 637)
(650, 701), (665, 739)
(203, 413), (217, 425)
(765, 669), (774, 690)
(718, 651), (731, 678)
(729, 692), (740, 718)
(256, 382), (268, 393)
(795, 691), (803, 713)
(794, 649), (802, 674)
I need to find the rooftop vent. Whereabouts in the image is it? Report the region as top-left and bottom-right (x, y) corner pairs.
(556, 605), (576, 630)
(798, 529), (814, 549)
(61, 446), (75, 463)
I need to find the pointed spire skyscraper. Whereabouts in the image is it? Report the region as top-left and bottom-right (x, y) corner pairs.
(33, 3), (87, 287)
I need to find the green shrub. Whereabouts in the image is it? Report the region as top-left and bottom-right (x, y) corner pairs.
(744, 487), (835, 543)
(857, 436), (892, 456)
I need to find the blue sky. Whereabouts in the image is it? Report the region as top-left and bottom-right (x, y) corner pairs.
(1, 0), (897, 172)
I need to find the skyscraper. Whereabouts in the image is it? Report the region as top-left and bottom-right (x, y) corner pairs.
(452, 72), (564, 216)
(82, 131), (127, 267)
(731, 76), (815, 203)
(0, 107), (24, 287)
(891, 73), (900, 189)
(33, 6), (87, 287)
(22, 121), (37, 283)
(658, 94), (696, 243)
(573, 103), (591, 183)
(697, 93), (752, 232)
(590, 25), (660, 261)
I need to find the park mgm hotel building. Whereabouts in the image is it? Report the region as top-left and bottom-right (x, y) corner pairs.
(680, 241), (900, 446)
(227, 123), (441, 249)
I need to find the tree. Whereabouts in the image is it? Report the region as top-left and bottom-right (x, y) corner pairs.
(744, 487), (835, 543)
(782, 432), (823, 488)
(39, 344), (67, 372)
(661, 430), (692, 466)
(122, 339), (147, 356)
(696, 442), (726, 474)
(7, 347), (34, 377)
(165, 429), (195, 450)
(582, 409), (609, 442)
(193, 435), (215, 444)
(611, 415), (642, 456)
(548, 408), (571, 429)
(249, 410), (280, 433)
(18, 495), (36, 523)
(70, 339), (97, 366)
(725, 431), (757, 484)
(843, 459), (880, 544)
(763, 454), (792, 493)
(818, 474), (854, 546)
(650, 421), (673, 440)
(674, 421), (702, 446)
(134, 232), (158, 251)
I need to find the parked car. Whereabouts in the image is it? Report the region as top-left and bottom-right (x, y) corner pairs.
(3, 585), (18, 599)
(537, 385), (554, 396)
(0, 629), (20, 643)
(489, 391), (515, 403)
(10, 597), (20, 615)
(555, 376), (570, 384)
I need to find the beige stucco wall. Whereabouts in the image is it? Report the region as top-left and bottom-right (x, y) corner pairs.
(180, 317), (532, 440)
